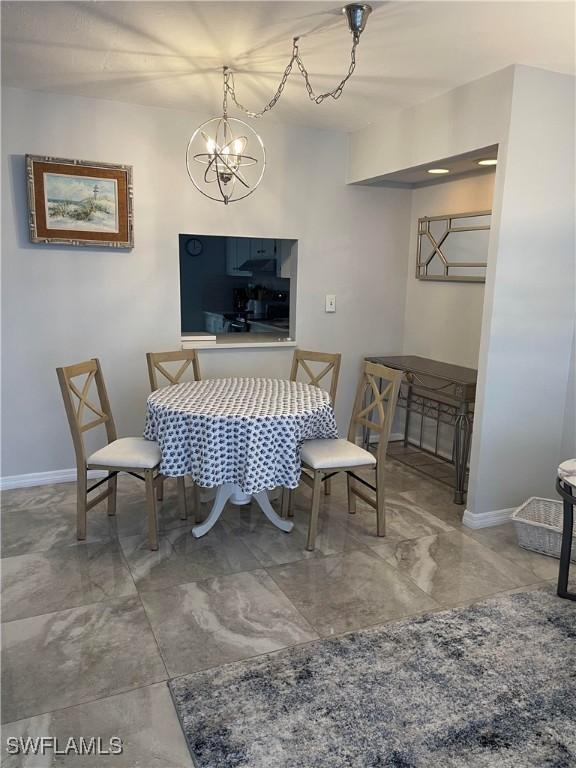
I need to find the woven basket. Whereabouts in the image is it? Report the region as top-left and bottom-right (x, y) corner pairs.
(512, 497), (575, 562)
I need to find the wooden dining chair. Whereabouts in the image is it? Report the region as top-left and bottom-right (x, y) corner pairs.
(289, 348), (342, 499)
(290, 348), (341, 404)
(146, 349), (201, 391)
(56, 358), (163, 550)
(146, 349), (203, 522)
(295, 360), (403, 551)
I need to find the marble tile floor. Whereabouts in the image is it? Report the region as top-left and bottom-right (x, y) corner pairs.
(0, 462), (568, 766)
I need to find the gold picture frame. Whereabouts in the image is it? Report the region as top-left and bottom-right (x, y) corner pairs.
(26, 155), (134, 248)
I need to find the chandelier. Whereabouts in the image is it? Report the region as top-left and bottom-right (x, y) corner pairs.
(186, 3), (372, 204)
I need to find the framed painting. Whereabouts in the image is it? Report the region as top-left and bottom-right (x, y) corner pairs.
(26, 155), (134, 248)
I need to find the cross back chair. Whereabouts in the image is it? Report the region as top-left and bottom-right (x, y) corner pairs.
(290, 349), (341, 405)
(146, 349), (203, 522)
(296, 360), (403, 551)
(56, 358), (163, 550)
(289, 348), (342, 499)
(146, 349), (201, 392)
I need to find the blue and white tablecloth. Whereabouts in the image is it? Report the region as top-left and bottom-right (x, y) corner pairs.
(144, 377), (339, 493)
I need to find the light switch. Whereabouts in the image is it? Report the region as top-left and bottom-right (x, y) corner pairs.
(325, 294), (336, 313)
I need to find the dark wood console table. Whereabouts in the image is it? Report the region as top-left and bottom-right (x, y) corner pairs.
(365, 355), (477, 504)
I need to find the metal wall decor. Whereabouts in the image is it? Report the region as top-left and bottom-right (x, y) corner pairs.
(416, 210), (491, 283)
(186, 3), (372, 204)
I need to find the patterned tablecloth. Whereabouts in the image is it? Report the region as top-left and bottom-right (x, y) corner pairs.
(144, 377), (339, 493)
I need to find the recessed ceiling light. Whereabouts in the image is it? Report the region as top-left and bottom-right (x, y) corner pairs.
(477, 158), (498, 166)
(427, 168), (450, 175)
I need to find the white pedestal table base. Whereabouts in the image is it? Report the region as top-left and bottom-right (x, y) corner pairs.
(191, 483), (294, 538)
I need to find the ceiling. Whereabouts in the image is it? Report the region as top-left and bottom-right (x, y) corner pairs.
(2, 1), (574, 132)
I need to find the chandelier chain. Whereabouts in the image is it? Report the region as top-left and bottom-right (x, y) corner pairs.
(224, 33), (360, 119)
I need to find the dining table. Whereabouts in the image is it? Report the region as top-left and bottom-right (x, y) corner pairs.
(144, 377), (339, 537)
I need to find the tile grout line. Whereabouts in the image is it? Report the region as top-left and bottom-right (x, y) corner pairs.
(166, 579), (560, 689)
(1, 503), (552, 630)
(116, 521), (173, 682)
(259, 567), (323, 641)
(0, 484), (193, 558)
(0, 583), (139, 627)
(3, 473), (565, 730)
(264, 547), (444, 636)
(446, 526), (559, 585)
(0, 680), (170, 729)
(136, 563), (323, 668)
(366, 530), (553, 605)
(135, 590), (172, 680)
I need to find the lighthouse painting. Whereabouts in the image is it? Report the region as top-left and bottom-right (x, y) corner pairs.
(26, 156), (133, 248)
(44, 173), (118, 232)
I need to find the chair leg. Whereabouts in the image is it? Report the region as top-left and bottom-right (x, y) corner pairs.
(177, 476), (188, 520)
(281, 488), (289, 519)
(324, 477), (332, 496)
(376, 463), (386, 537)
(288, 488), (295, 518)
(107, 474), (117, 516)
(145, 470), (159, 551)
(192, 483), (203, 523)
(557, 489), (575, 600)
(77, 468), (88, 541)
(347, 473), (357, 515)
(156, 476), (164, 502)
(306, 472), (323, 552)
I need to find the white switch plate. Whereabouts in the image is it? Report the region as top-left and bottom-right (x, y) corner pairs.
(325, 294), (336, 313)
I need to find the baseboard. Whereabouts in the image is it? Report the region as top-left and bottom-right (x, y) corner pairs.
(0, 471), (289, 494)
(0, 468), (107, 491)
(462, 507), (515, 529)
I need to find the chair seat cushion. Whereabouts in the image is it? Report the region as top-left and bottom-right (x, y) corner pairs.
(301, 438), (377, 470)
(558, 459), (576, 488)
(88, 437), (161, 470)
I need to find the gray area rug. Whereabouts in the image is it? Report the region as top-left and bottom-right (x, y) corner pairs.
(169, 589), (576, 767)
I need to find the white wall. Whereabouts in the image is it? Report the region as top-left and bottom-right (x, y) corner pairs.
(1, 87), (411, 478)
(561, 330), (576, 461)
(349, 65), (575, 519)
(348, 67), (514, 184)
(468, 66), (575, 515)
(403, 173), (495, 368)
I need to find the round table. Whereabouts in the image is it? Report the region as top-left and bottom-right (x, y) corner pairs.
(144, 377), (339, 537)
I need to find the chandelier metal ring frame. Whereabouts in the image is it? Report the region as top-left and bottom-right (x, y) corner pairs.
(186, 116), (266, 204)
(186, 3), (372, 204)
